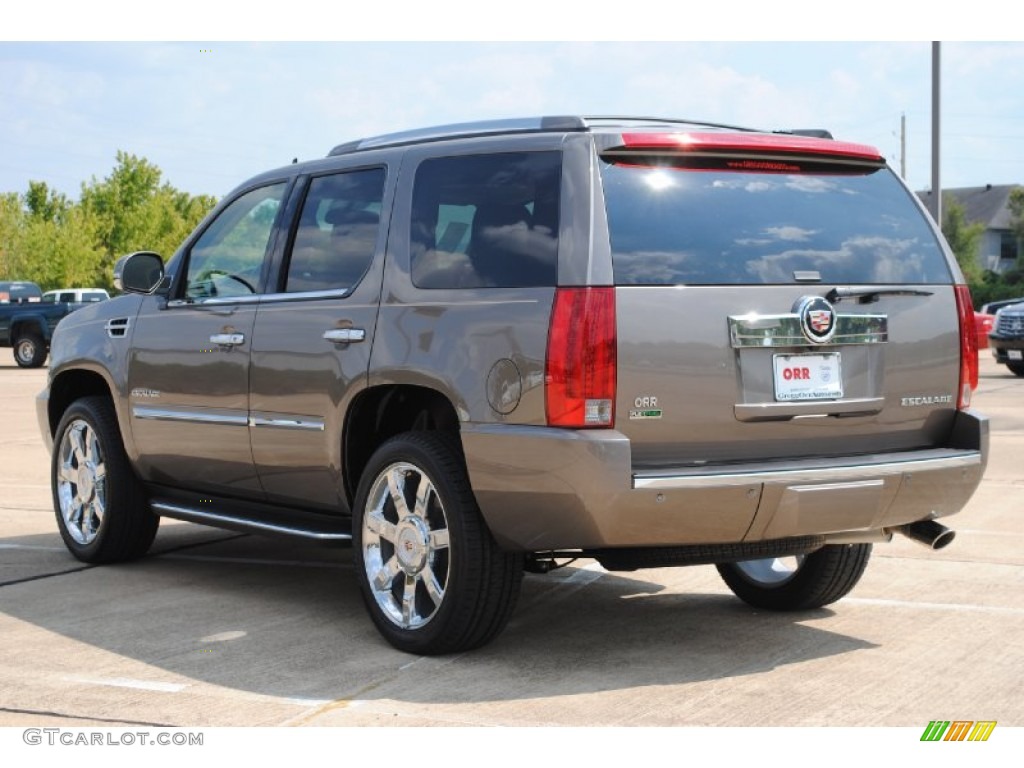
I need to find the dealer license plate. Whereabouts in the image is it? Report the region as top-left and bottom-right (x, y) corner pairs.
(773, 353), (843, 402)
(1009, 350), (1023, 361)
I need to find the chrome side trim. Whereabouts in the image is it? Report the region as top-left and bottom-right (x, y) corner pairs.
(167, 295), (262, 308)
(248, 415), (325, 432)
(260, 288), (353, 303)
(131, 406), (248, 427)
(152, 502), (352, 542)
(633, 451), (981, 490)
(729, 312), (887, 348)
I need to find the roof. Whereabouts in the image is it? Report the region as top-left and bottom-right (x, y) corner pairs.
(918, 184), (1020, 229)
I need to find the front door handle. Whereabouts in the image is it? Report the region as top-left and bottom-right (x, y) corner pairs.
(323, 328), (366, 344)
(210, 333), (245, 347)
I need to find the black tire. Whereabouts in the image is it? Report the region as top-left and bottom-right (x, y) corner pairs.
(1006, 361), (1024, 377)
(352, 431), (523, 655)
(52, 396), (159, 563)
(716, 543), (871, 611)
(13, 331), (47, 368)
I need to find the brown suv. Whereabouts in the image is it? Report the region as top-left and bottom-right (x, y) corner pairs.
(37, 116), (988, 654)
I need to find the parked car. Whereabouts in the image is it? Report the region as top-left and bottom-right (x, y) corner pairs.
(980, 297), (1024, 315)
(0, 281), (83, 367)
(37, 116), (988, 654)
(42, 288), (110, 304)
(988, 300), (1024, 375)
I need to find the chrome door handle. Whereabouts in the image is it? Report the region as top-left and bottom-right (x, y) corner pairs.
(210, 333), (245, 347)
(323, 328), (366, 344)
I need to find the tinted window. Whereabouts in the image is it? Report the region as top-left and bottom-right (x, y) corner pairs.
(0, 283), (42, 303)
(185, 182), (287, 300)
(601, 163), (951, 286)
(410, 152), (560, 289)
(284, 169), (385, 293)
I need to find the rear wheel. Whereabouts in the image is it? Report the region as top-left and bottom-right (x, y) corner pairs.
(1005, 361), (1024, 377)
(52, 396), (158, 563)
(13, 331), (47, 368)
(716, 543), (871, 611)
(352, 432), (523, 655)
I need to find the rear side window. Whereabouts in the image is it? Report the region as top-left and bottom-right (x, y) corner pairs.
(410, 152), (561, 289)
(601, 162), (951, 286)
(284, 168), (385, 293)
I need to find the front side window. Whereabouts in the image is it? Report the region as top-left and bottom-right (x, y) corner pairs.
(284, 168), (385, 293)
(185, 182), (287, 300)
(410, 152), (561, 289)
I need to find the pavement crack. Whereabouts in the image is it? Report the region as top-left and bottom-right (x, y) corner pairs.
(0, 564), (95, 589)
(0, 706), (177, 728)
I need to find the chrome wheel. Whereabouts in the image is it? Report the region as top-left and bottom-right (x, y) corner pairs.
(56, 418), (107, 546)
(361, 461), (451, 630)
(733, 555), (806, 587)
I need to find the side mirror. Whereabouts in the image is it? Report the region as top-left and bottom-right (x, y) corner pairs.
(114, 252), (168, 295)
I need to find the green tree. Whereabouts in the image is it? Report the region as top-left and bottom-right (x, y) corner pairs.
(25, 181), (71, 223)
(942, 194), (985, 283)
(2, 153), (216, 290)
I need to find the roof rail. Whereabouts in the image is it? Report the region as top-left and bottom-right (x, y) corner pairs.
(581, 115), (762, 133)
(328, 115), (587, 156)
(779, 128), (835, 140)
(327, 115), (835, 157)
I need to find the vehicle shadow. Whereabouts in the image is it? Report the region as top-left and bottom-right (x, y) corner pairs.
(0, 522), (876, 721)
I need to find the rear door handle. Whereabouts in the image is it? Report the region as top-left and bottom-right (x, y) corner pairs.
(210, 333), (245, 347)
(323, 328), (366, 344)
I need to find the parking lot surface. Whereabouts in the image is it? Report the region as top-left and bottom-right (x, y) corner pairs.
(0, 357), (1021, 728)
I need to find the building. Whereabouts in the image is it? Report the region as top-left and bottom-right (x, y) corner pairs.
(918, 184), (1021, 273)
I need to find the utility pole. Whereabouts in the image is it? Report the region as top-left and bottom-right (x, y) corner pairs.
(929, 42), (941, 224)
(900, 112), (906, 179)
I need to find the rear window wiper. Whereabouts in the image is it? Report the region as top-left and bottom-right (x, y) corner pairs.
(826, 286), (934, 305)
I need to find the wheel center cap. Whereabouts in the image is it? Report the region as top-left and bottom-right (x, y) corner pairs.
(395, 518), (429, 572)
(78, 462), (96, 502)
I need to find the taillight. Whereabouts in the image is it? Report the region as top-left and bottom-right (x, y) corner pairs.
(546, 287), (617, 428)
(955, 284), (979, 409)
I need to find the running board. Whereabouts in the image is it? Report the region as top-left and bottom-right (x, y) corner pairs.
(151, 500), (353, 545)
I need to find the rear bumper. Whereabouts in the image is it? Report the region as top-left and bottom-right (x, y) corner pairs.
(462, 410), (988, 551)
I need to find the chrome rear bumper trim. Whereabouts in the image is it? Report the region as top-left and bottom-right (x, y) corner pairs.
(633, 451), (981, 490)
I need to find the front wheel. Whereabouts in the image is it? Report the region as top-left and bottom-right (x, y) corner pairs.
(352, 432), (522, 655)
(1005, 361), (1024, 377)
(52, 396), (159, 563)
(716, 543), (872, 611)
(13, 332), (47, 368)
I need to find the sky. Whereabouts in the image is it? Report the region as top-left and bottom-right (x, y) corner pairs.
(3, 6), (1023, 203)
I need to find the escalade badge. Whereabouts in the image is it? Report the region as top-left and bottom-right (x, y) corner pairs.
(795, 296), (836, 344)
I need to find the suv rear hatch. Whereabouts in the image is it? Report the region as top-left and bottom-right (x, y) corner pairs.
(596, 130), (971, 471)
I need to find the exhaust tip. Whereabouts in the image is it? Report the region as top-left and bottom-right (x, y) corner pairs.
(897, 520), (956, 550)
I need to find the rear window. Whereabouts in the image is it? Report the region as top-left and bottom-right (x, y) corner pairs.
(0, 283), (42, 303)
(600, 161), (951, 286)
(410, 151), (561, 289)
